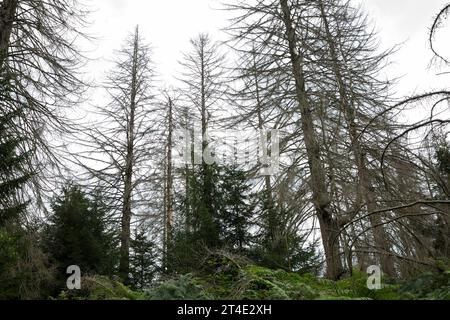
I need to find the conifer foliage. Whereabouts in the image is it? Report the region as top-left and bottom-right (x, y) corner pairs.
(43, 185), (118, 283)
(0, 109), (33, 225)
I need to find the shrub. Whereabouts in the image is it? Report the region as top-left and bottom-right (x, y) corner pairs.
(230, 265), (319, 300)
(148, 274), (212, 300)
(58, 276), (147, 300)
(399, 271), (450, 300)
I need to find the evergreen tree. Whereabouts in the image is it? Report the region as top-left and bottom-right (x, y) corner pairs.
(217, 166), (254, 251)
(169, 165), (254, 273)
(183, 164), (222, 249)
(253, 200), (322, 273)
(0, 109), (33, 226)
(432, 136), (450, 258)
(129, 228), (158, 290)
(0, 108), (52, 299)
(43, 185), (118, 286)
(0, 227), (22, 299)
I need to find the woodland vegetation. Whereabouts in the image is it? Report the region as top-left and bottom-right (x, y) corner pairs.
(0, 0), (449, 300)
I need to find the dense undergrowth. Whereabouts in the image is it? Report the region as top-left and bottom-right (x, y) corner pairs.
(57, 259), (450, 300)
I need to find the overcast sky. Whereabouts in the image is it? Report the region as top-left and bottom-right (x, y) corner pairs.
(83, 0), (450, 110)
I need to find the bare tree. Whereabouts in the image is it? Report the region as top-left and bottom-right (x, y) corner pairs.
(223, 41), (314, 269)
(224, 0), (445, 278)
(177, 33), (227, 247)
(338, 2), (450, 274)
(160, 90), (178, 270)
(311, 0), (397, 276)
(75, 26), (157, 282)
(0, 0), (90, 209)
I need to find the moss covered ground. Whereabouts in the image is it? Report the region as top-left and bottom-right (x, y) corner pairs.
(57, 262), (450, 300)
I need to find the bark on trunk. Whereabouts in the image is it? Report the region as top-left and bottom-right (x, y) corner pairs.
(0, 0), (18, 71)
(165, 97), (174, 251)
(119, 28), (140, 283)
(252, 51), (276, 242)
(201, 36), (218, 246)
(317, 0), (396, 277)
(279, 0), (344, 280)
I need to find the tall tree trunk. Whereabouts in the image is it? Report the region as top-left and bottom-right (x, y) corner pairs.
(279, 0), (344, 280)
(119, 27), (139, 283)
(0, 0), (18, 70)
(162, 168), (167, 271)
(165, 97), (174, 259)
(317, 0), (396, 277)
(200, 37), (210, 199)
(198, 35), (217, 247)
(181, 107), (192, 232)
(252, 51), (277, 243)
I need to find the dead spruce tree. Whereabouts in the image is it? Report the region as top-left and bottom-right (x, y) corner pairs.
(159, 90), (179, 271)
(333, 2), (450, 275)
(177, 33), (227, 248)
(0, 0), (89, 205)
(224, 42), (314, 269)
(226, 0), (344, 279)
(310, 0), (398, 277)
(225, 0), (439, 278)
(357, 3), (450, 273)
(164, 93), (175, 256)
(79, 27), (157, 283)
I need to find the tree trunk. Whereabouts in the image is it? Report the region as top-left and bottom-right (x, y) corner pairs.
(252, 51), (277, 242)
(317, 0), (396, 277)
(119, 27), (140, 283)
(198, 35), (218, 247)
(165, 97), (174, 256)
(279, 0), (344, 280)
(0, 0), (18, 70)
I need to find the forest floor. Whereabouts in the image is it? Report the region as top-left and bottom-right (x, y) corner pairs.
(58, 262), (450, 300)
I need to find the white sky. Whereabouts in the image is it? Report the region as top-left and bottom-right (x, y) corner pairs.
(82, 0), (450, 114)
